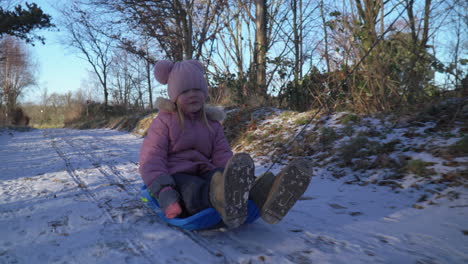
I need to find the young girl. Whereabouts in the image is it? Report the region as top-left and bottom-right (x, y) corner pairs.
(139, 59), (311, 229)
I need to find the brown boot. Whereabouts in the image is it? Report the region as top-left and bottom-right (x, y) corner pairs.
(256, 158), (312, 224)
(210, 153), (255, 228)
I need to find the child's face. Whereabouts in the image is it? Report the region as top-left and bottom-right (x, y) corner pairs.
(177, 88), (205, 114)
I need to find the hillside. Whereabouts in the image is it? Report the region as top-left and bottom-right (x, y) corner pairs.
(224, 98), (467, 208)
(62, 98), (468, 207)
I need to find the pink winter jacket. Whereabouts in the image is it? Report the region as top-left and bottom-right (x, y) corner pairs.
(139, 98), (233, 187)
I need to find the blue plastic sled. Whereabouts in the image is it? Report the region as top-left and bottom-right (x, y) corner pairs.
(140, 185), (260, 230)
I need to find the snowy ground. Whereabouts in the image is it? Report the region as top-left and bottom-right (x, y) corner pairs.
(1, 128), (467, 264)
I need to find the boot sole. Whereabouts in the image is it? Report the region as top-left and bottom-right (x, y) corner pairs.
(219, 153), (255, 228)
(261, 159), (312, 224)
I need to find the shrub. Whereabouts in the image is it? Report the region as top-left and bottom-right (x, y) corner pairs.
(266, 124), (282, 133)
(305, 132), (317, 143)
(10, 107), (30, 126)
(358, 128), (382, 138)
(294, 116), (311, 126)
(64, 103), (84, 125)
(319, 127), (339, 146)
(376, 139), (401, 154)
(341, 114), (361, 125)
(450, 136), (468, 155)
(244, 133), (257, 144)
(338, 136), (370, 164)
(341, 124), (355, 136)
(279, 111), (295, 119)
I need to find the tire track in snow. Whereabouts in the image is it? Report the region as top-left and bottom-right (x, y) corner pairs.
(58, 129), (325, 263)
(47, 129), (332, 263)
(45, 129), (232, 263)
(44, 129), (158, 264)
(59, 129), (293, 262)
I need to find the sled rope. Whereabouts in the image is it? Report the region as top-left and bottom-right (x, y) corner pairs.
(263, 2), (409, 175)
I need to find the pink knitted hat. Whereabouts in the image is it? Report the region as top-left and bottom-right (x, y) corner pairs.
(153, 59), (208, 102)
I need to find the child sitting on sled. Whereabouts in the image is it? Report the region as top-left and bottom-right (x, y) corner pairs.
(139, 59), (312, 228)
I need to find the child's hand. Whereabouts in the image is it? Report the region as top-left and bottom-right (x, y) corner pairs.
(165, 202), (182, 219)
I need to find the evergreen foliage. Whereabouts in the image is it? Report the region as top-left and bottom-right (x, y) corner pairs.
(0, 2), (54, 44)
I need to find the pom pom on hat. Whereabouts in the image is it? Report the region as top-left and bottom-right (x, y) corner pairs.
(154, 60), (174, 85)
(153, 59), (208, 102)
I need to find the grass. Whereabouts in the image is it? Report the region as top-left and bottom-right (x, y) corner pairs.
(279, 111), (295, 119)
(243, 133), (257, 144)
(449, 136), (468, 155)
(340, 114), (361, 125)
(31, 123), (63, 129)
(338, 136), (370, 164)
(294, 116), (311, 126)
(337, 136), (398, 167)
(265, 124), (283, 133)
(378, 139), (401, 154)
(133, 114), (157, 136)
(319, 127), (339, 146)
(341, 124), (355, 136)
(304, 132), (317, 144)
(405, 159), (435, 177)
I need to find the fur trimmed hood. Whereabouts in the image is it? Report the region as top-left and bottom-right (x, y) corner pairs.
(155, 97), (226, 122)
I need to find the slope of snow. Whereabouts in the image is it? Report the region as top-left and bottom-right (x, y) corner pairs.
(1, 128), (467, 264)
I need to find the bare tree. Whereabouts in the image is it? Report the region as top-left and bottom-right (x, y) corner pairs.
(90, 0), (227, 61)
(320, 0), (330, 73)
(0, 36), (35, 123)
(254, 0), (268, 101)
(109, 50), (133, 107)
(211, 0), (298, 105)
(109, 48), (150, 109)
(116, 35), (157, 109)
(402, 0), (433, 101)
(208, 0), (257, 104)
(60, 2), (114, 108)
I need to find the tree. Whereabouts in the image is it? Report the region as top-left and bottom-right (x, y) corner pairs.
(60, 3), (114, 109)
(92, 0), (227, 61)
(211, 0), (297, 106)
(109, 49), (149, 109)
(211, 0), (256, 104)
(0, 36), (35, 123)
(254, 0), (267, 101)
(402, 0), (433, 102)
(116, 35), (157, 109)
(0, 1), (54, 44)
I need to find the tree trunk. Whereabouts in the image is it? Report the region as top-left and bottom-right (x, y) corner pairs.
(320, 0), (330, 73)
(146, 58), (153, 109)
(292, 0), (300, 109)
(255, 0), (267, 101)
(174, 0), (193, 60)
(405, 0), (432, 102)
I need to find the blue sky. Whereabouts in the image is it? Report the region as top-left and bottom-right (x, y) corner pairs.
(22, 0), (89, 103)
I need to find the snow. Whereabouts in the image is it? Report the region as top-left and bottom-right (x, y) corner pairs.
(1, 127), (467, 264)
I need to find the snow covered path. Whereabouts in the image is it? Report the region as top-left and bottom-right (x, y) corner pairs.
(1, 128), (467, 264)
